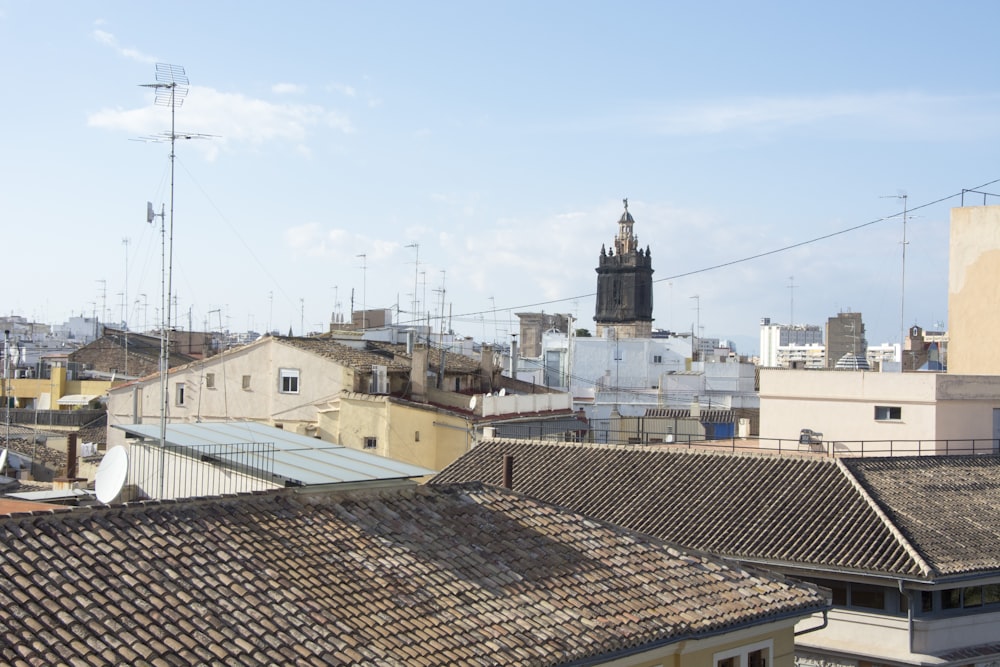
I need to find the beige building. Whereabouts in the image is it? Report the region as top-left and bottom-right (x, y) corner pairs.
(759, 368), (1000, 453)
(949, 205), (1000, 374)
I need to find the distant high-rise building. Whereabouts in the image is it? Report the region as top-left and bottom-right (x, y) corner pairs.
(594, 199), (654, 339)
(824, 311), (866, 369)
(758, 317), (823, 367)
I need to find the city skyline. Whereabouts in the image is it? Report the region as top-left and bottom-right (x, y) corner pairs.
(3, 2), (999, 353)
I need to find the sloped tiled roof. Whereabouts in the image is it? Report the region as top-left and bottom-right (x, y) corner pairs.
(842, 456), (1000, 577)
(277, 337), (482, 375)
(0, 484), (826, 666)
(432, 441), (1000, 581)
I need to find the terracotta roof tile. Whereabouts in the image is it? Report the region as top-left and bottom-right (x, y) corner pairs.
(0, 483), (824, 665)
(434, 441), (1000, 581)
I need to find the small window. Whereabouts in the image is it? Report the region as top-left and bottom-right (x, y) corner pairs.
(874, 405), (902, 421)
(205, 373), (215, 389)
(242, 375), (251, 390)
(920, 591), (934, 612)
(984, 584), (1000, 605)
(414, 431), (420, 443)
(175, 382), (186, 406)
(851, 583), (886, 610)
(364, 437), (377, 449)
(279, 368), (299, 394)
(653, 355), (663, 363)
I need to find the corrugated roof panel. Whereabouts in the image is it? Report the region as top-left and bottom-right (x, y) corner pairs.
(114, 421), (434, 485)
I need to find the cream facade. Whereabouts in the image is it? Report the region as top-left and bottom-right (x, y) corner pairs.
(949, 205), (1000, 374)
(759, 369), (1000, 453)
(106, 336), (358, 448)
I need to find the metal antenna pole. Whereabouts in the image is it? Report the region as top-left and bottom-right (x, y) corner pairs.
(140, 63), (190, 498)
(357, 254), (367, 329)
(881, 192), (909, 363)
(406, 243), (419, 324)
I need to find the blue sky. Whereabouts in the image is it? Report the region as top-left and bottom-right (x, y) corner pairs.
(2, 2), (999, 354)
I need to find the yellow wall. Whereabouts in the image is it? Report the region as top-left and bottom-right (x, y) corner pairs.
(328, 393), (472, 471)
(593, 620), (798, 667)
(949, 205), (1000, 374)
(5, 369), (112, 410)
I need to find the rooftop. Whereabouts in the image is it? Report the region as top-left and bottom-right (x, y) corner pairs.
(0, 483), (826, 666)
(432, 440), (1000, 582)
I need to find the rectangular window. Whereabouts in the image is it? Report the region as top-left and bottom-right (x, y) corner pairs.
(242, 374), (251, 390)
(964, 586), (983, 608)
(851, 583), (886, 610)
(942, 588), (962, 609)
(653, 355), (663, 363)
(364, 437), (377, 449)
(175, 382), (186, 406)
(874, 405), (902, 421)
(920, 591), (934, 613)
(205, 372), (215, 389)
(714, 640), (772, 667)
(279, 368), (299, 394)
(984, 584), (1000, 605)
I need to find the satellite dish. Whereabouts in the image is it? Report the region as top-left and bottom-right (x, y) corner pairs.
(469, 395), (477, 410)
(95, 446), (129, 504)
(499, 388), (507, 397)
(0, 449), (7, 473)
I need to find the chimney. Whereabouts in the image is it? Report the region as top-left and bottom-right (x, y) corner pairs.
(411, 343), (429, 402)
(66, 432), (78, 478)
(502, 454), (514, 489)
(480, 344), (494, 390)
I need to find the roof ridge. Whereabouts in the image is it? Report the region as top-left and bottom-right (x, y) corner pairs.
(835, 458), (934, 577)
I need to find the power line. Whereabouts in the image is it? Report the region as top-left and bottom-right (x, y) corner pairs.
(446, 179), (1000, 321)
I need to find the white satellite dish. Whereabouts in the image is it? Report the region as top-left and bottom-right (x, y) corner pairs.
(0, 448), (7, 473)
(469, 395), (477, 410)
(95, 446), (129, 504)
(499, 388), (507, 397)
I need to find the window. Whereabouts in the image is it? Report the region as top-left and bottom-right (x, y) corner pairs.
(175, 382), (186, 406)
(414, 431), (420, 443)
(205, 372), (215, 389)
(279, 368), (299, 394)
(364, 437), (377, 449)
(653, 355), (663, 363)
(874, 405), (902, 421)
(242, 374), (251, 390)
(851, 583), (886, 610)
(714, 640), (771, 667)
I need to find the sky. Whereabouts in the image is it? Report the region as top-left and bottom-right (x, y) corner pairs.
(2, 2), (999, 355)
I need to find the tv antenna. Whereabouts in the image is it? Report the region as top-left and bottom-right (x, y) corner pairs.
(136, 63), (212, 498)
(881, 192), (909, 361)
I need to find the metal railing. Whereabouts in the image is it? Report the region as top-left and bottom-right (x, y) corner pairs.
(487, 423), (1000, 457)
(127, 439), (277, 501)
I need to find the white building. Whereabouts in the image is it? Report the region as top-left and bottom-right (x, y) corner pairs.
(759, 317), (823, 367)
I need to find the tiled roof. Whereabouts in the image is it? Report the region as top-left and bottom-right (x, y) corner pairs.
(841, 456), (1000, 577)
(278, 336), (482, 375)
(432, 441), (1000, 580)
(0, 484), (826, 666)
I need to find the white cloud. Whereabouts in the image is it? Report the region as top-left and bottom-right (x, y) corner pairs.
(647, 92), (1000, 139)
(87, 84), (354, 157)
(328, 83), (357, 98)
(91, 28), (157, 64)
(272, 83), (305, 95)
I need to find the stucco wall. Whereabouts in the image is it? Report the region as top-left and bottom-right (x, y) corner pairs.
(949, 205), (1000, 375)
(760, 370), (1000, 453)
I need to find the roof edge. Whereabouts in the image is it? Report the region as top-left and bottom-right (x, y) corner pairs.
(835, 458), (935, 578)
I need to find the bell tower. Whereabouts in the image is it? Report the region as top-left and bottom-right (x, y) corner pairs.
(594, 198), (654, 338)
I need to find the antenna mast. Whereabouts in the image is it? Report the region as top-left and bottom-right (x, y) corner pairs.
(140, 62), (190, 498)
